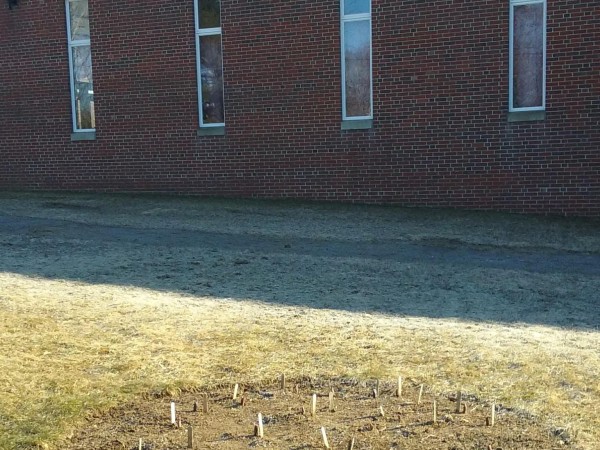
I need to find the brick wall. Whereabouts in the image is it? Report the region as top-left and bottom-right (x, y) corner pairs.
(1, 1), (598, 216)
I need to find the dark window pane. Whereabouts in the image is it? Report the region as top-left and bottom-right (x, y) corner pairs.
(69, 0), (90, 41)
(344, 0), (370, 15)
(199, 0), (220, 29)
(513, 3), (544, 108)
(72, 45), (95, 129)
(344, 20), (371, 117)
(200, 35), (224, 124)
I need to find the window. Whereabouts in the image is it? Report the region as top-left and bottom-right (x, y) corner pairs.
(509, 0), (546, 112)
(341, 0), (372, 121)
(66, 0), (95, 132)
(195, 0), (225, 127)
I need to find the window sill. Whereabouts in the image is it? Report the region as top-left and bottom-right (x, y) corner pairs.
(341, 119), (373, 130)
(507, 111), (546, 122)
(197, 126), (225, 136)
(71, 131), (96, 141)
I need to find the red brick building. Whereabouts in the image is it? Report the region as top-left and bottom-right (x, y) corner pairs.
(1, 1), (598, 216)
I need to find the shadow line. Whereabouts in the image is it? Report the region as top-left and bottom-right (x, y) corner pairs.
(1, 214), (599, 330)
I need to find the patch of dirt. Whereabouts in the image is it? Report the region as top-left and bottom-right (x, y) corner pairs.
(65, 379), (568, 450)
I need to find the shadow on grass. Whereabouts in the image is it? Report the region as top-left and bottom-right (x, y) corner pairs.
(0, 195), (599, 330)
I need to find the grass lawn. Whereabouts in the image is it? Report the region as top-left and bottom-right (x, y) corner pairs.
(0, 193), (598, 449)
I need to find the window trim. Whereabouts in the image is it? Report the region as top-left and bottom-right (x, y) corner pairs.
(65, 0), (95, 133)
(340, 1), (373, 122)
(194, 0), (225, 128)
(508, 0), (547, 113)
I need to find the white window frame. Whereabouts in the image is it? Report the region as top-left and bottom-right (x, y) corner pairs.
(340, 0), (373, 121)
(194, 0), (225, 128)
(65, 0), (94, 132)
(508, 0), (546, 112)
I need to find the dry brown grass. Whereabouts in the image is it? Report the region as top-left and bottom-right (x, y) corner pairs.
(0, 193), (599, 449)
(1, 273), (599, 449)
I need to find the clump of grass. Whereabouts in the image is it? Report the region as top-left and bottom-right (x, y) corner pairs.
(1, 273), (599, 449)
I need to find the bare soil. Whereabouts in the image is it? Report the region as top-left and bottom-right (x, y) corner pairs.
(66, 378), (567, 450)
